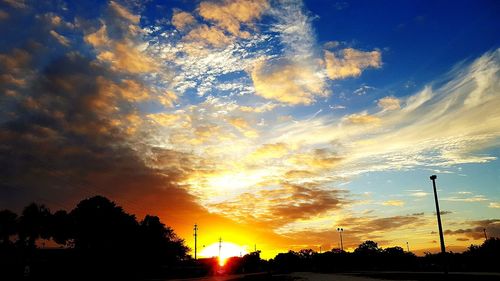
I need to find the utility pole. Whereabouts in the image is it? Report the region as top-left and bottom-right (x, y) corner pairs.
(406, 241), (410, 252)
(483, 228), (488, 240)
(193, 224), (198, 260)
(319, 246), (322, 254)
(219, 237), (222, 260)
(337, 228), (344, 251)
(430, 175), (447, 274)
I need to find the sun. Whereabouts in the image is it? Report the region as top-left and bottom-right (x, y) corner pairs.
(199, 241), (248, 266)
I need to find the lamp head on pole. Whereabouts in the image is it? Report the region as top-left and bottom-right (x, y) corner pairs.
(430, 175), (437, 180)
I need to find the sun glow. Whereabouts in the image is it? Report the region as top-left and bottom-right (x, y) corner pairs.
(199, 241), (248, 266)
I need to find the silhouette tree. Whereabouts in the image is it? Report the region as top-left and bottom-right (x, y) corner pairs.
(139, 215), (188, 267)
(298, 249), (316, 258)
(70, 195), (138, 251)
(383, 246), (405, 256)
(0, 210), (18, 246)
(354, 240), (381, 255)
(50, 210), (73, 246)
(18, 203), (51, 248)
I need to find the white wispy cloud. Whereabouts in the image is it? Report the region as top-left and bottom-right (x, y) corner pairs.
(269, 0), (317, 60)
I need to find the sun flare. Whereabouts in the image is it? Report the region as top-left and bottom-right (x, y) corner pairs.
(199, 242), (248, 266)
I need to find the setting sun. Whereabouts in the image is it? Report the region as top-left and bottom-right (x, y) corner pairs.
(199, 241), (248, 266)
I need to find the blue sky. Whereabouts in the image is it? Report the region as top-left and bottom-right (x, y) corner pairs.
(0, 0), (499, 257)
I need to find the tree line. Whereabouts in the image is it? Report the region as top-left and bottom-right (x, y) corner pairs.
(268, 238), (500, 273)
(0, 196), (190, 280)
(1, 195), (499, 280)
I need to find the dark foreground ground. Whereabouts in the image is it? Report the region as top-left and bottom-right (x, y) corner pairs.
(166, 271), (500, 281)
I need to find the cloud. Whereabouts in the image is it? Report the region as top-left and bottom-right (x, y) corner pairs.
(0, 48), (30, 70)
(410, 191), (429, 197)
(249, 143), (289, 160)
(50, 30), (70, 46)
(270, 49), (500, 172)
(183, 24), (233, 48)
(443, 195), (488, 202)
(279, 213), (426, 249)
(382, 200), (405, 206)
(325, 48), (381, 80)
(109, 1), (140, 23)
(489, 202), (500, 209)
(0, 9), (8, 20)
(269, 0), (315, 59)
(211, 182), (347, 228)
(289, 148), (342, 169)
(84, 24), (109, 47)
(324, 41), (340, 49)
(344, 112), (381, 124)
(97, 40), (158, 73)
(227, 116), (259, 138)
(198, 0), (269, 38)
(171, 10), (196, 30)
(444, 219), (500, 240)
(84, 3), (158, 74)
(251, 58), (327, 105)
(378, 96), (400, 111)
(3, 0), (26, 9)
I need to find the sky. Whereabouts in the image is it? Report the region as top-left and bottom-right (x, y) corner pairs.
(0, 0), (499, 258)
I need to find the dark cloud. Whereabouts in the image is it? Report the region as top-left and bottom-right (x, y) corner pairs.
(444, 219), (500, 240)
(278, 213), (426, 250)
(211, 181), (348, 229)
(0, 1), (214, 236)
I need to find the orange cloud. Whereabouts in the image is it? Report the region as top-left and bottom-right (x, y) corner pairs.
(147, 113), (184, 127)
(378, 96), (400, 110)
(325, 48), (381, 80)
(249, 143), (288, 160)
(84, 25), (109, 47)
(84, 3), (157, 74)
(344, 113), (381, 125)
(109, 1), (140, 23)
(183, 24), (233, 48)
(0, 48), (30, 70)
(227, 117), (258, 138)
(172, 10), (196, 30)
(251, 58), (327, 105)
(158, 91), (178, 108)
(198, 0), (269, 37)
(382, 200), (405, 207)
(97, 40), (158, 73)
(289, 148), (342, 169)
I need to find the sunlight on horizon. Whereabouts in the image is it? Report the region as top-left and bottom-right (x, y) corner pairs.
(199, 241), (248, 266)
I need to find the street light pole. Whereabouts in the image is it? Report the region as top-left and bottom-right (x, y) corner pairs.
(193, 224), (198, 260)
(430, 175), (447, 274)
(430, 175), (446, 254)
(337, 228), (344, 251)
